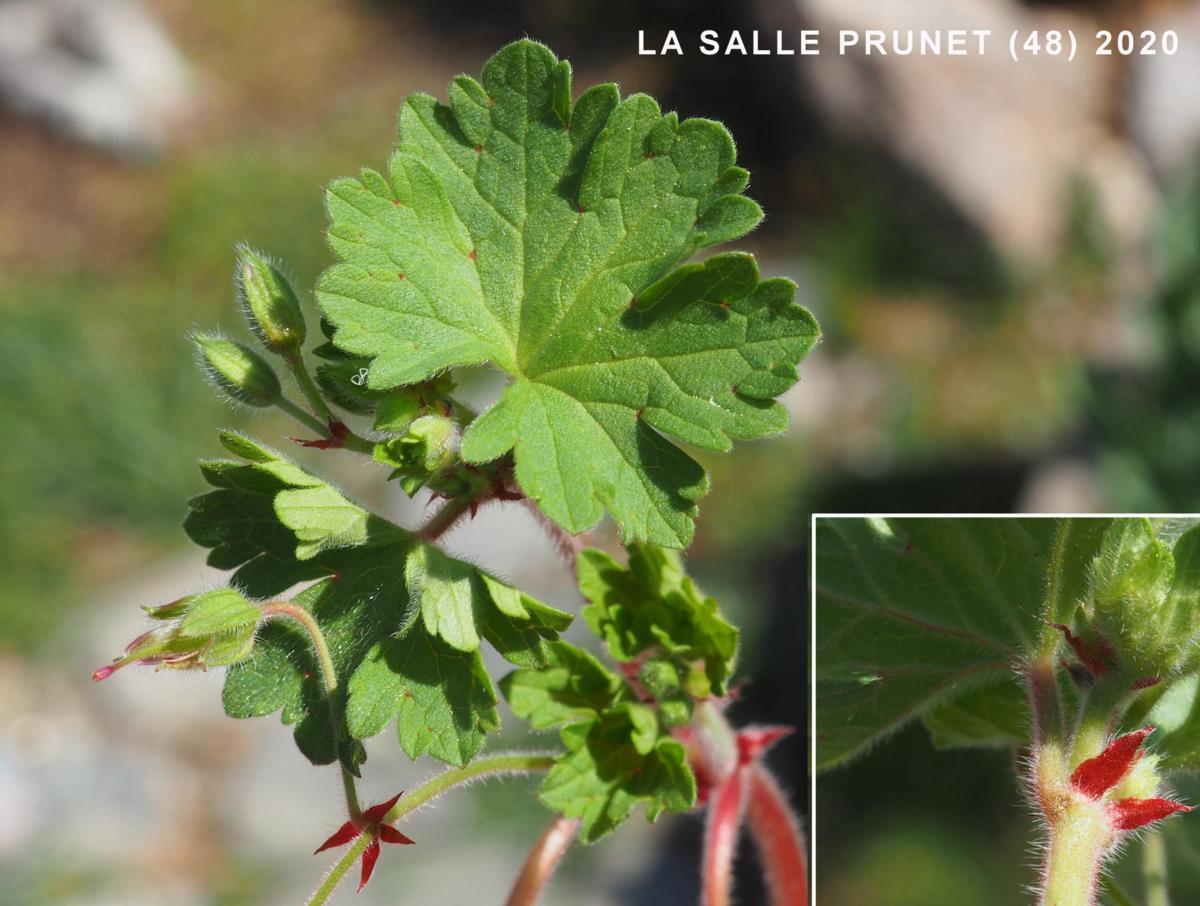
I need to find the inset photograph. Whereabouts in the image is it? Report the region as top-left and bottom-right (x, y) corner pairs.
(814, 516), (1200, 906)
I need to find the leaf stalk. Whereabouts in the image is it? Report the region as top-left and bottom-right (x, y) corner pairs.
(504, 815), (581, 906)
(259, 601), (363, 824)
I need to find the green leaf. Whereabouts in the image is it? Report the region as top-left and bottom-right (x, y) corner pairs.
(316, 39), (818, 547)
(815, 518), (1109, 770)
(186, 431), (568, 769)
(1138, 674), (1200, 770)
(579, 543), (738, 696)
(921, 681), (1028, 750)
(345, 630), (499, 766)
(499, 641), (624, 730)
(407, 543), (481, 651)
(539, 709), (696, 843)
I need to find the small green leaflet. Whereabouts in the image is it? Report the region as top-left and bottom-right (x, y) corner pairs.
(579, 543), (738, 698)
(501, 640), (696, 842)
(500, 641), (627, 731)
(541, 711), (695, 844)
(317, 39), (819, 548)
(185, 430), (570, 770)
(814, 518), (1110, 770)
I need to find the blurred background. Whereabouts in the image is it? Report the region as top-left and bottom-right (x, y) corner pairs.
(3, 0), (1200, 903)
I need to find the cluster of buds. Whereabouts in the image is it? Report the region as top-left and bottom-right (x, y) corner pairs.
(92, 589), (260, 681)
(193, 247), (310, 408)
(369, 377), (513, 502)
(373, 412), (476, 497)
(195, 245), (502, 511)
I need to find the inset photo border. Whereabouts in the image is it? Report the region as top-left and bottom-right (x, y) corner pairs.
(811, 514), (1200, 906)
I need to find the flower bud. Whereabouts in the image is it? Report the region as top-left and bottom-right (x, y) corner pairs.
(236, 245), (306, 352)
(406, 415), (457, 471)
(194, 332), (282, 407)
(1086, 521), (1200, 677)
(373, 414), (459, 496)
(93, 588), (260, 681)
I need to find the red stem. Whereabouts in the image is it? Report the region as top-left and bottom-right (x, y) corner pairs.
(418, 494), (480, 541)
(746, 764), (808, 906)
(703, 765), (748, 906)
(519, 497), (584, 570)
(504, 815), (581, 906)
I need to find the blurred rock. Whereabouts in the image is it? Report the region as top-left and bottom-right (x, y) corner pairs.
(0, 0), (192, 155)
(1017, 457), (1104, 513)
(767, 0), (1158, 260)
(1130, 3), (1200, 179)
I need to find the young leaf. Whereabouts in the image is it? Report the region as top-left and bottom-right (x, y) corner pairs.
(186, 431), (569, 770)
(500, 641), (625, 730)
(579, 543), (738, 696)
(539, 708), (696, 843)
(317, 39), (819, 547)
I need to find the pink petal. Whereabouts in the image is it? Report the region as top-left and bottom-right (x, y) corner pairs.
(379, 824), (415, 846)
(1070, 727), (1154, 799)
(313, 821), (358, 854)
(363, 791), (404, 824)
(358, 838), (381, 891)
(91, 665), (117, 682)
(1110, 797), (1193, 831)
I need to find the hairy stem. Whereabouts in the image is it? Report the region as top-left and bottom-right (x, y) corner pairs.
(1071, 680), (1131, 767)
(1027, 655), (1065, 748)
(281, 352), (374, 453)
(307, 751), (559, 906)
(418, 493), (483, 540)
(284, 350), (337, 423)
(1145, 828), (1170, 906)
(276, 396), (335, 438)
(704, 765), (747, 906)
(504, 815), (581, 906)
(519, 497), (583, 569)
(259, 602), (362, 824)
(1039, 799), (1110, 906)
(260, 602), (336, 694)
(746, 765), (808, 906)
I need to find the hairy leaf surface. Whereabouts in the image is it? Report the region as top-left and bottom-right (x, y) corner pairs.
(187, 431), (569, 769)
(317, 39), (819, 547)
(815, 517), (1109, 770)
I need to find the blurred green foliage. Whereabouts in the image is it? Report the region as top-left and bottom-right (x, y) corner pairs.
(1093, 159), (1200, 512)
(0, 136), (372, 647)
